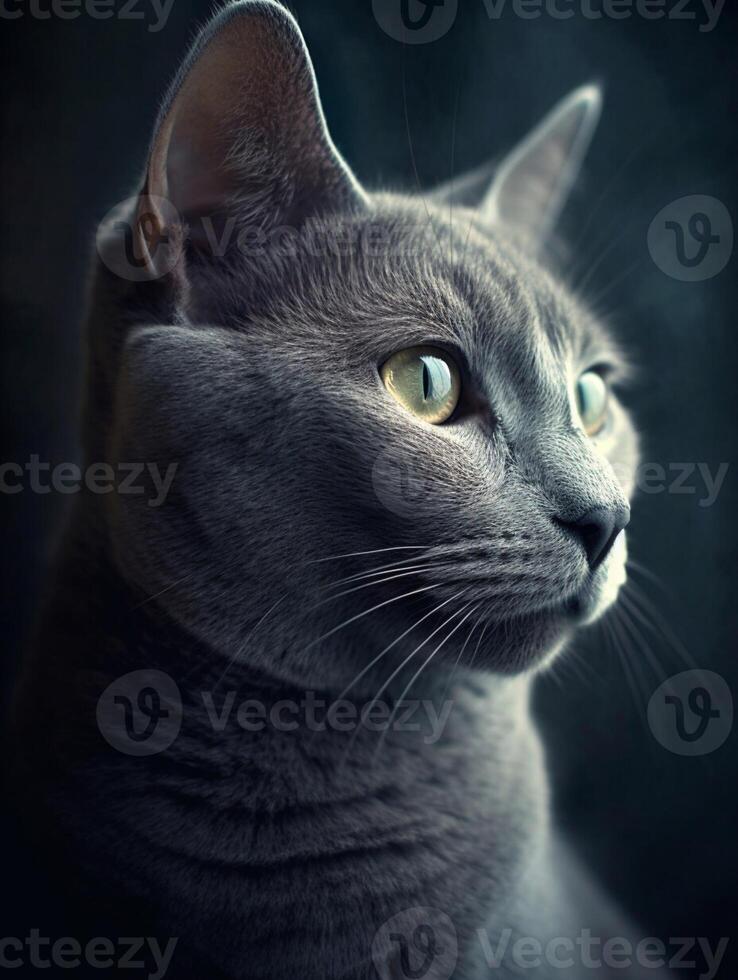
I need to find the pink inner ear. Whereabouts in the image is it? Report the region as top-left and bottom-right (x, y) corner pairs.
(142, 1), (366, 239)
(165, 124), (230, 219)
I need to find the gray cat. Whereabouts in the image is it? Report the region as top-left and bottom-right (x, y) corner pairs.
(12, 2), (669, 978)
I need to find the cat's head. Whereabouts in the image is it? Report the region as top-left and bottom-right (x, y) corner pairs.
(97, 0), (637, 688)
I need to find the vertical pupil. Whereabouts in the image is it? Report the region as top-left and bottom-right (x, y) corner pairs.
(422, 362), (431, 401)
(577, 380), (586, 416)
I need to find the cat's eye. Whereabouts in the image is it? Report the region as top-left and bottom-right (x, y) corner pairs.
(576, 370), (609, 437)
(380, 346), (461, 425)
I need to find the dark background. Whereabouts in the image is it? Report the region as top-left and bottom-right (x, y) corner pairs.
(1, 0), (736, 974)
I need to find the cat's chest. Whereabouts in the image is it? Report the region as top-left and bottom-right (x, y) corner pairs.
(79, 683), (547, 979)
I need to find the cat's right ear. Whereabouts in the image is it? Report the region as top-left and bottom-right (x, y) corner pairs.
(431, 85), (601, 252)
(130, 0), (367, 278)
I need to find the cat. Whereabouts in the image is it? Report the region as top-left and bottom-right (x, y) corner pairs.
(11, 1), (668, 978)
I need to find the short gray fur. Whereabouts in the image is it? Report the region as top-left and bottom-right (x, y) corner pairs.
(12, 3), (670, 978)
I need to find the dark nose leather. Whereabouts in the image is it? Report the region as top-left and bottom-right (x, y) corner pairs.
(561, 504), (630, 569)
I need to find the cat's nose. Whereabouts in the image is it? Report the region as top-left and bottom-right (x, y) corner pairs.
(562, 504), (630, 569)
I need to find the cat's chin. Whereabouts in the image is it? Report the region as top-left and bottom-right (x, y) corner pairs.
(467, 609), (575, 674)
(473, 566), (628, 674)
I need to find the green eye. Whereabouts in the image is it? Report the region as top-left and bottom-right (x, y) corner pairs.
(576, 370), (609, 437)
(380, 346), (461, 425)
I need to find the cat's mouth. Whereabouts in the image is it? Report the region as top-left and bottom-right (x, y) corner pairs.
(432, 557), (626, 630)
(560, 589), (604, 624)
(552, 571), (626, 629)
(360, 535), (628, 671)
(562, 533), (628, 625)
(472, 552), (628, 669)
(520, 530), (629, 628)
(469, 574), (623, 672)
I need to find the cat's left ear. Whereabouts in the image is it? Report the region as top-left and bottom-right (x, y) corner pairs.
(433, 85), (602, 249)
(133, 0), (367, 273)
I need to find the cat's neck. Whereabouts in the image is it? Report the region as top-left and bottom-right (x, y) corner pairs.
(23, 510), (545, 806)
(16, 515), (554, 980)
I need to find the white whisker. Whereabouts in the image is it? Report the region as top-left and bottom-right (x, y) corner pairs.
(211, 594), (288, 690)
(309, 546), (428, 565)
(301, 584), (442, 655)
(330, 590), (469, 708)
(373, 603), (480, 761)
(320, 563), (441, 594)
